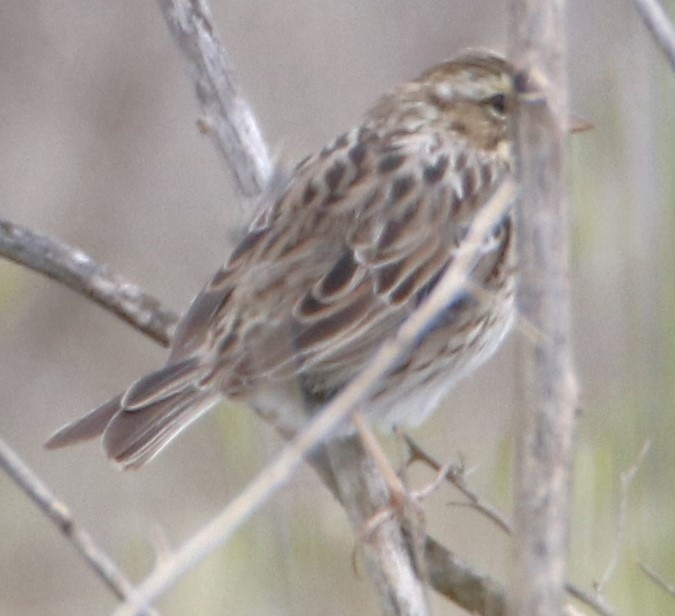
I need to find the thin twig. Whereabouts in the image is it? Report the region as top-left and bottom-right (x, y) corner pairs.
(0, 436), (157, 616)
(596, 441), (651, 592)
(634, 0), (675, 72)
(564, 584), (615, 616)
(405, 436), (615, 616)
(0, 219), (177, 347)
(639, 561), (675, 598)
(404, 434), (512, 534)
(156, 0), (273, 198)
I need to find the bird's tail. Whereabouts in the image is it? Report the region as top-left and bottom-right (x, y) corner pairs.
(45, 358), (219, 470)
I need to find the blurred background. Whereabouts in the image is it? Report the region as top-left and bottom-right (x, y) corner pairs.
(1, 1), (674, 614)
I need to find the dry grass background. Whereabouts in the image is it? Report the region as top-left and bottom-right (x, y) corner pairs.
(1, 1), (675, 614)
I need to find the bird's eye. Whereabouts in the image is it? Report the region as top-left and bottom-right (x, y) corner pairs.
(485, 94), (506, 116)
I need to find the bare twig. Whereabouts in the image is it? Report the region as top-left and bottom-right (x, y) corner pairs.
(596, 441), (651, 592)
(404, 434), (512, 534)
(564, 584), (615, 616)
(0, 436), (157, 616)
(156, 0), (273, 198)
(639, 561), (675, 599)
(405, 436), (615, 616)
(634, 0), (675, 72)
(0, 219), (177, 347)
(431, 528), (615, 616)
(507, 3), (579, 615)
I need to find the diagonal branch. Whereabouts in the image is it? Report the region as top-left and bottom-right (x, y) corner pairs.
(0, 436), (158, 616)
(634, 0), (675, 72)
(639, 561), (675, 599)
(156, 0), (273, 198)
(0, 219), (177, 347)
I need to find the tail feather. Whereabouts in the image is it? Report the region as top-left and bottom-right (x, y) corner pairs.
(123, 358), (209, 410)
(45, 394), (122, 449)
(103, 389), (218, 470)
(45, 359), (220, 470)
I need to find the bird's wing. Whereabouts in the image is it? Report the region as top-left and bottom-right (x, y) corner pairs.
(170, 125), (510, 392)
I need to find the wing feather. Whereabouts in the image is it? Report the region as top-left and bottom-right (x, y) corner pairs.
(166, 126), (509, 394)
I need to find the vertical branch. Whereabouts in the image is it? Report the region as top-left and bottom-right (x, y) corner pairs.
(507, 3), (579, 615)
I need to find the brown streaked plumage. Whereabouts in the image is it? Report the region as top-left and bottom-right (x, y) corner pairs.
(46, 49), (518, 469)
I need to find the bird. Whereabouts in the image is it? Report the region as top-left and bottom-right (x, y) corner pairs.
(46, 49), (518, 470)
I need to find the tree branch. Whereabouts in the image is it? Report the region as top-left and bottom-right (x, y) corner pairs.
(0, 436), (157, 616)
(0, 219), (177, 347)
(508, 2), (579, 615)
(156, 0), (273, 198)
(418, 528), (506, 613)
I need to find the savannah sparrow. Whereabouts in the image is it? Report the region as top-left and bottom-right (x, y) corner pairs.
(47, 49), (517, 469)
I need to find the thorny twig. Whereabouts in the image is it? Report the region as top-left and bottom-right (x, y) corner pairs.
(404, 434), (512, 533)
(404, 435), (616, 616)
